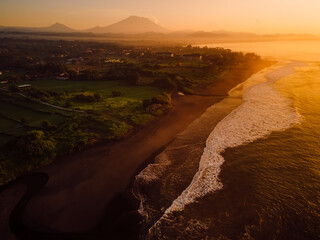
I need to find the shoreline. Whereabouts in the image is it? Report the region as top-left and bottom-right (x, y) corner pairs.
(0, 60), (273, 239)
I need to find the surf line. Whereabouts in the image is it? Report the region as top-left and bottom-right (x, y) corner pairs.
(149, 62), (305, 232)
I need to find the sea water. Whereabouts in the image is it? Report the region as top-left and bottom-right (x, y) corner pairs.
(135, 42), (320, 239)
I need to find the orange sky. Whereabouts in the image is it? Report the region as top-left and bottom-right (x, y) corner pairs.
(1, 0), (320, 34)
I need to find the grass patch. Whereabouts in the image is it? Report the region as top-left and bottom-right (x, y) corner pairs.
(26, 79), (163, 99)
(0, 116), (20, 132)
(0, 101), (65, 127)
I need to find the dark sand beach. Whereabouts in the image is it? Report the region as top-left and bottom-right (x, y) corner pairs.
(0, 61), (271, 240)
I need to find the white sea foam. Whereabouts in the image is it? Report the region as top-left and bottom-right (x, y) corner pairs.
(151, 62), (304, 227)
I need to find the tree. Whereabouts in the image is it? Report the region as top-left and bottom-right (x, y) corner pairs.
(94, 93), (102, 100)
(16, 130), (56, 165)
(65, 101), (72, 108)
(111, 91), (123, 97)
(42, 120), (56, 131)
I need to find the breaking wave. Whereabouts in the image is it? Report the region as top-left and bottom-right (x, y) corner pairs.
(155, 62), (305, 220)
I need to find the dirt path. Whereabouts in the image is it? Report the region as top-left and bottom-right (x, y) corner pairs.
(0, 62), (272, 237)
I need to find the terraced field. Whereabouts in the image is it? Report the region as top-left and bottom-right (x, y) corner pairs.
(0, 91), (74, 147)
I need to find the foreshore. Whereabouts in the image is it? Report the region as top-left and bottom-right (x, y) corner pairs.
(0, 60), (273, 240)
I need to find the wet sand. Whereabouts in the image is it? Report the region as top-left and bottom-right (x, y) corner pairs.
(0, 61), (272, 239)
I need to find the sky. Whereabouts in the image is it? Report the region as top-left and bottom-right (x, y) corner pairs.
(1, 0), (320, 34)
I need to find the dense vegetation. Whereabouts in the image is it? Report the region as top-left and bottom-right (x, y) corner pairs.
(0, 38), (263, 184)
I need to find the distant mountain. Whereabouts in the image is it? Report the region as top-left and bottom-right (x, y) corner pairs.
(0, 18), (317, 42)
(39, 23), (75, 32)
(0, 23), (75, 33)
(86, 16), (168, 34)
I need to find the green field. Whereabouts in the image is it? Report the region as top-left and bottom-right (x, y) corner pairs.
(26, 79), (163, 99)
(0, 115), (20, 131)
(0, 101), (64, 126)
(0, 91), (74, 149)
(22, 79), (165, 122)
(0, 94), (72, 116)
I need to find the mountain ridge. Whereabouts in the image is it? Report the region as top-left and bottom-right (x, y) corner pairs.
(86, 16), (168, 34)
(0, 22), (75, 33)
(0, 16), (318, 40)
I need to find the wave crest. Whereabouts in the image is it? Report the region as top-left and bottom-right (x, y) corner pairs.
(154, 62), (304, 225)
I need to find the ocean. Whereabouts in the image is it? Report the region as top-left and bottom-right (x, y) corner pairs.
(134, 41), (320, 240)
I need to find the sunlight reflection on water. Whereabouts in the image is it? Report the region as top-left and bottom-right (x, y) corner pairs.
(198, 40), (320, 61)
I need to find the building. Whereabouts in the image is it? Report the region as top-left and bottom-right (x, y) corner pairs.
(18, 84), (32, 89)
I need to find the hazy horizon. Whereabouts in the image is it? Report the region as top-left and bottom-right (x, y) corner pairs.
(1, 0), (320, 35)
